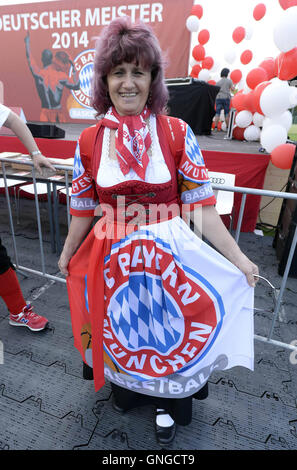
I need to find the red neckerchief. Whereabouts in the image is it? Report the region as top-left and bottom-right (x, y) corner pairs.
(101, 106), (151, 180)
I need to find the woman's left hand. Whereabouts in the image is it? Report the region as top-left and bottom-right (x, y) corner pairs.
(233, 253), (259, 288)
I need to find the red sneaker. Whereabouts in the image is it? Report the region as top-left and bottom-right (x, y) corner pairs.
(9, 304), (49, 332)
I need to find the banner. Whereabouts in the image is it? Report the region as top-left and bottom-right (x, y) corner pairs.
(0, 0), (193, 123)
(67, 216), (254, 397)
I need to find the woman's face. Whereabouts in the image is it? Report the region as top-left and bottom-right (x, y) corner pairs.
(106, 62), (152, 116)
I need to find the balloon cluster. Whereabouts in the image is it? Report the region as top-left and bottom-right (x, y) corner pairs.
(186, 5), (215, 83)
(186, 1), (297, 169)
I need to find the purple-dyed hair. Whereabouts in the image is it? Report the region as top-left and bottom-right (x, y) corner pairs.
(91, 17), (169, 116)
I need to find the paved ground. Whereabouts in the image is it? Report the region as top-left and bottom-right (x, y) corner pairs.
(1, 187), (297, 452)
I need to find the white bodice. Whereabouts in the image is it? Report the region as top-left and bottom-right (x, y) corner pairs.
(96, 114), (171, 187)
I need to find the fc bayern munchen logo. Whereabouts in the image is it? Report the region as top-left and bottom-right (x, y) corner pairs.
(71, 49), (95, 109)
(102, 232), (225, 380)
(132, 130), (145, 162)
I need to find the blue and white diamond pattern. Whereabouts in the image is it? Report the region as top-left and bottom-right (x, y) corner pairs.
(79, 63), (93, 99)
(108, 274), (184, 354)
(72, 143), (85, 180)
(185, 125), (204, 166)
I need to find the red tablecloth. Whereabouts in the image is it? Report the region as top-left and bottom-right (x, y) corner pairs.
(0, 136), (76, 159)
(1, 137), (270, 231)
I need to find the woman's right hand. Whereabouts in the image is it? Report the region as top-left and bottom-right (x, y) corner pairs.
(58, 215), (94, 276)
(58, 251), (71, 276)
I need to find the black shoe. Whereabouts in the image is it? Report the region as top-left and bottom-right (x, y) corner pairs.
(112, 396), (126, 414)
(82, 361), (94, 380)
(155, 409), (176, 446)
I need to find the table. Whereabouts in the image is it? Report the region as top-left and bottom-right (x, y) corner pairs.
(0, 156), (72, 254)
(203, 150), (271, 232)
(0, 135), (76, 159)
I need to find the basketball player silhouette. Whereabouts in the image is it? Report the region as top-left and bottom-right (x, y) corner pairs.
(25, 33), (80, 123)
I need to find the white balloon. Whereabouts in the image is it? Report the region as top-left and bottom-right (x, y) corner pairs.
(244, 125), (260, 141)
(245, 25), (254, 40)
(262, 111), (293, 132)
(290, 87), (297, 107)
(260, 125), (288, 153)
(260, 82), (292, 117)
(198, 69), (211, 82)
(224, 48), (236, 65)
(253, 112), (265, 128)
(221, 121), (227, 132)
(235, 110), (253, 128)
(270, 77), (289, 87)
(186, 15), (200, 32)
(273, 6), (297, 52)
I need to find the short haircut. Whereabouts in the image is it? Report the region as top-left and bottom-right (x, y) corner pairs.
(91, 17), (169, 116)
(220, 68), (230, 78)
(41, 49), (52, 67)
(55, 51), (69, 64)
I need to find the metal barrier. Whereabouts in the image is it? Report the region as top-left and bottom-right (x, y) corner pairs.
(1, 156), (297, 355)
(1, 157), (71, 281)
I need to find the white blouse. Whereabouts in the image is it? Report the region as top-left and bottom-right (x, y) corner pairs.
(96, 114), (171, 187)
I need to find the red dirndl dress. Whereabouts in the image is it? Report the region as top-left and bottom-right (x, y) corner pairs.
(66, 116), (254, 424)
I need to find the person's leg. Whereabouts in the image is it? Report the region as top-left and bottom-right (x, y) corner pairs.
(0, 238), (48, 331)
(225, 112), (230, 129)
(214, 100), (223, 130)
(223, 99), (231, 130)
(0, 267), (26, 314)
(0, 237), (25, 313)
(111, 382), (151, 411)
(213, 114), (220, 129)
(153, 395), (193, 446)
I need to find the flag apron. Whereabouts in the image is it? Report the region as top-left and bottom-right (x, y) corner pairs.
(66, 121), (254, 398)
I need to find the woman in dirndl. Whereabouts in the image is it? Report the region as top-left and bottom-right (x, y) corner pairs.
(58, 17), (259, 447)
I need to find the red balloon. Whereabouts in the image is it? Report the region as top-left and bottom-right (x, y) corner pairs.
(190, 64), (202, 78)
(258, 57), (275, 80)
(191, 4), (203, 18)
(252, 81), (271, 114)
(232, 126), (246, 141)
(271, 143), (295, 169)
(244, 92), (257, 114)
(198, 29), (210, 45)
(230, 69), (242, 84)
(232, 27), (246, 44)
(192, 44), (205, 62)
(208, 80), (216, 86)
(275, 47), (297, 81)
(246, 67), (268, 89)
(253, 3), (267, 20)
(279, 0), (297, 9)
(202, 56), (214, 70)
(240, 50), (253, 65)
(231, 92), (246, 111)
